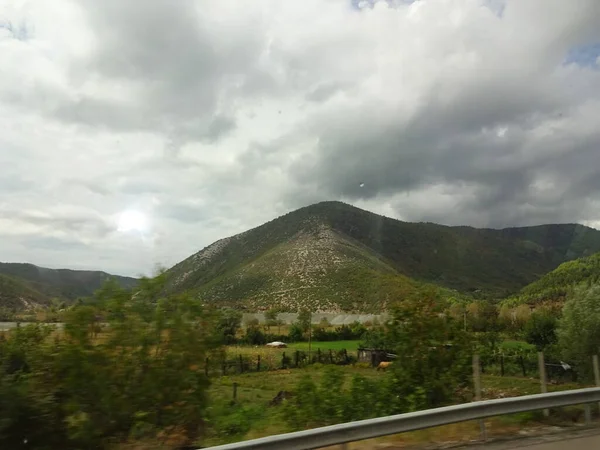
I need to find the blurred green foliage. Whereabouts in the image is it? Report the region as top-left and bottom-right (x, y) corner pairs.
(0, 274), (221, 449)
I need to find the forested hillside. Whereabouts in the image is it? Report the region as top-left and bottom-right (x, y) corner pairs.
(0, 263), (138, 312)
(166, 201), (600, 311)
(502, 252), (600, 306)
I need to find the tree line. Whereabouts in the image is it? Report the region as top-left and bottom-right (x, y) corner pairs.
(2, 274), (600, 448)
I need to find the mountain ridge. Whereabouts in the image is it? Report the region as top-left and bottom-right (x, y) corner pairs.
(165, 201), (600, 311)
(0, 262), (138, 312)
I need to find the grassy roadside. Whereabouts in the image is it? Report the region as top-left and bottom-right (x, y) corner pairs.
(203, 366), (594, 448)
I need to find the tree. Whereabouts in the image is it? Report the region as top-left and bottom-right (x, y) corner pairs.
(284, 289), (473, 431)
(514, 304), (532, 329)
(557, 283), (600, 378)
(384, 288), (473, 411)
(244, 323), (266, 345)
(319, 317), (330, 328)
(466, 301), (499, 332)
(245, 317), (260, 329)
(524, 310), (557, 351)
(0, 275), (222, 448)
(288, 323), (304, 342)
(264, 309), (278, 331)
(297, 308), (311, 333)
(216, 308), (243, 345)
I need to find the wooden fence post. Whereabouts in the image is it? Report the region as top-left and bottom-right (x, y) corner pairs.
(500, 354), (504, 377)
(593, 355), (600, 416)
(344, 349), (349, 364)
(329, 349), (333, 364)
(205, 357), (209, 377)
(538, 352), (549, 417)
(233, 382), (238, 402)
(282, 352), (286, 369)
(519, 355), (527, 377)
(317, 348), (321, 363)
(473, 354), (486, 441)
(295, 350), (299, 368)
(239, 354), (244, 373)
(257, 354), (261, 372)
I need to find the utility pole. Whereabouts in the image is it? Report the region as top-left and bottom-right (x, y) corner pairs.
(308, 310), (312, 362)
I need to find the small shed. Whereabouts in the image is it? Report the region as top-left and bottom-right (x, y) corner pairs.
(358, 348), (397, 367)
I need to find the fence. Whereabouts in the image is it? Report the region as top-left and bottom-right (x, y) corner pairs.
(207, 347), (577, 379)
(205, 348), (354, 376)
(202, 387), (600, 450)
(479, 351), (577, 382)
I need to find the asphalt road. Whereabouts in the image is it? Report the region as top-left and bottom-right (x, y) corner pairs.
(458, 428), (600, 449)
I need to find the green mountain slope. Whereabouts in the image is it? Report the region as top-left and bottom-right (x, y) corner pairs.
(166, 201), (600, 311)
(0, 263), (138, 311)
(0, 274), (51, 312)
(502, 252), (600, 307)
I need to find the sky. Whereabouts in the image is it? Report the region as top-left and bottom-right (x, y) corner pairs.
(1, 0), (600, 277)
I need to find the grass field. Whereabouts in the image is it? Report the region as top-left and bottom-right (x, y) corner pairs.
(500, 340), (536, 353)
(204, 363), (592, 447)
(288, 340), (360, 352)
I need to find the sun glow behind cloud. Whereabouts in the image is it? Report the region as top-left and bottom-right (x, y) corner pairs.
(117, 210), (149, 234)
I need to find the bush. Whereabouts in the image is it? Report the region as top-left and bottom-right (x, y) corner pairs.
(557, 283), (600, 379)
(524, 310), (557, 351)
(0, 275), (222, 449)
(287, 323), (304, 342)
(244, 326), (267, 345)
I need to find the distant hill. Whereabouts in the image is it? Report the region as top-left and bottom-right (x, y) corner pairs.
(0, 274), (51, 312)
(166, 201), (600, 312)
(502, 252), (600, 307)
(0, 263), (138, 312)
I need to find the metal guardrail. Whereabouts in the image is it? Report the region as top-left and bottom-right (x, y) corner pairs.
(204, 387), (600, 450)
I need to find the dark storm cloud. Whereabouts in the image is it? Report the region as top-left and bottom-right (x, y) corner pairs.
(3, 0), (600, 275)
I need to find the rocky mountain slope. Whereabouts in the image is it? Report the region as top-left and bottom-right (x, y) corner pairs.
(0, 274), (51, 313)
(166, 201), (600, 312)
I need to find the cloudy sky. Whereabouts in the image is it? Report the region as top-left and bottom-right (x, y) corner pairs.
(1, 0), (600, 277)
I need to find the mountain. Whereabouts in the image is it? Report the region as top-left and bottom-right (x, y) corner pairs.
(502, 251), (600, 307)
(0, 263), (138, 312)
(165, 201), (600, 312)
(0, 274), (51, 313)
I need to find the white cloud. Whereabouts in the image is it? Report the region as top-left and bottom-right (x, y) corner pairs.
(1, 0), (600, 276)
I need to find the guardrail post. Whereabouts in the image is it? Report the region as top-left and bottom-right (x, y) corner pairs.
(473, 354), (486, 441)
(585, 404), (592, 425)
(538, 352), (549, 417)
